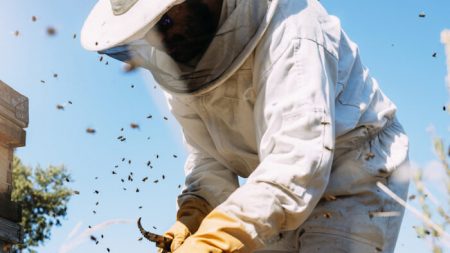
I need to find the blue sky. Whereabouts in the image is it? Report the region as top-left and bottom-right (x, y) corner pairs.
(0, 0), (449, 252)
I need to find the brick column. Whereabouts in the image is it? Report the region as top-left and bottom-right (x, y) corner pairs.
(0, 80), (28, 253)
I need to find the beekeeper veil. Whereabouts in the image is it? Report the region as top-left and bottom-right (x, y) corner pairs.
(95, 0), (278, 95)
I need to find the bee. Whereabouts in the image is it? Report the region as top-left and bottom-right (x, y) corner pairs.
(323, 195), (337, 201)
(364, 152), (375, 161)
(86, 128), (96, 134)
(323, 212), (332, 219)
(46, 26), (57, 36)
(123, 60), (138, 73)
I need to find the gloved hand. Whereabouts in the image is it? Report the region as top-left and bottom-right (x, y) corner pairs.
(158, 197), (212, 252)
(173, 210), (263, 253)
(157, 221), (190, 253)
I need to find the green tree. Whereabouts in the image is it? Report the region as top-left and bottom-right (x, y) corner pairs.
(11, 156), (73, 253)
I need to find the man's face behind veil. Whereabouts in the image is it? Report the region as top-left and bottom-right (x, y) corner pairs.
(153, 0), (221, 64)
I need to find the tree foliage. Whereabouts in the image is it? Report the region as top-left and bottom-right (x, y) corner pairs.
(11, 156), (73, 253)
(412, 136), (450, 252)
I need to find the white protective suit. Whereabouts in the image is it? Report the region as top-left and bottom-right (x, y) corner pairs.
(104, 0), (410, 252)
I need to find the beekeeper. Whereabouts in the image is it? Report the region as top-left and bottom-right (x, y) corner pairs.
(81, 0), (410, 252)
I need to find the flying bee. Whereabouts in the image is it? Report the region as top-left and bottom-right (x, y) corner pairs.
(46, 26), (57, 36)
(86, 128), (96, 134)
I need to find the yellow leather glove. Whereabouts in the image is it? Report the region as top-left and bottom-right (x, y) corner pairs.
(158, 197), (212, 252)
(173, 210), (263, 253)
(158, 221), (190, 253)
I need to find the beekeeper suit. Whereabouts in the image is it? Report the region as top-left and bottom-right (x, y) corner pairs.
(81, 0), (410, 252)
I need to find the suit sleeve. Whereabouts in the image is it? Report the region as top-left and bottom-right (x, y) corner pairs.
(165, 94), (240, 209)
(215, 36), (339, 242)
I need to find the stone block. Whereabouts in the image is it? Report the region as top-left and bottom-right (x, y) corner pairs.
(0, 81), (28, 130)
(0, 81), (27, 245)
